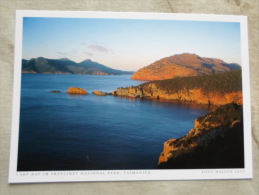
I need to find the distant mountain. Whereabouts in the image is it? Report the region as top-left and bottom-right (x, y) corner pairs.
(22, 57), (134, 75)
(131, 53), (241, 81)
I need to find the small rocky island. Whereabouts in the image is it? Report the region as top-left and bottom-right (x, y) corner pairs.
(67, 87), (88, 95)
(92, 90), (110, 96)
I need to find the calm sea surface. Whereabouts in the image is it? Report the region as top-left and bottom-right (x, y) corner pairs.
(18, 74), (209, 171)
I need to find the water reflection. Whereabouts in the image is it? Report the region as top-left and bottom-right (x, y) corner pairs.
(115, 95), (214, 111)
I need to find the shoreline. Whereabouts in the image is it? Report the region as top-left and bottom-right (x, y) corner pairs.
(158, 103), (244, 169)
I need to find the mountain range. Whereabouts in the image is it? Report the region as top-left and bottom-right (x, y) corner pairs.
(22, 57), (134, 75)
(131, 53), (241, 81)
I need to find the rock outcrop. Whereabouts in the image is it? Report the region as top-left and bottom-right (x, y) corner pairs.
(50, 90), (61, 93)
(113, 86), (144, 98)
(67, 87), (88, 95)
(132, 53), (240, 81)
(158, 103), (244, 169)
(114, 70), (242, 106)
(114, 85), (242, 105)
(92, 90), (109, 96)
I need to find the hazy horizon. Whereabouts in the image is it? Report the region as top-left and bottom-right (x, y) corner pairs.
(23, 17), (241, 71)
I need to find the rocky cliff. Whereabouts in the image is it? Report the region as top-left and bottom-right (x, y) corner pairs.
(114, 70), (242, 105)
(158, 103), (244, 169)
(132, 53), (240, 81)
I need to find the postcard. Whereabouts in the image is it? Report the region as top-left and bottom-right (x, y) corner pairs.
(9, 10), (252, 183)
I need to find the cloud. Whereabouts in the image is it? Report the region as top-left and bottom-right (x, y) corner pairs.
(84, 51), (93, 56)
(57, 48), (78, 57)
(56, 52), (69, 56)
(88, 43), (112, 52)
(80, 42), (86, 46)
(72, 48), (78, 54)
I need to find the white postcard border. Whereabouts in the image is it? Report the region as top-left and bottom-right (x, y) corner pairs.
(9, 10), (252, 183)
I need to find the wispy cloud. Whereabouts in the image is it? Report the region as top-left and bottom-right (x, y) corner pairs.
(84, 51), (93, 56)
(71, 48), (78, 54)
(56, 52), (69, 57)
(57, 48), (78, 57)
(88, 43), (112, 52)
(80, 42), (86, 46)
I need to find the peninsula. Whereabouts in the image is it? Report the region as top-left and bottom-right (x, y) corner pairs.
(113, 69), (242, 105)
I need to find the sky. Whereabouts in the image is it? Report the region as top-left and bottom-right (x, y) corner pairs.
(22, 17), (241, 71)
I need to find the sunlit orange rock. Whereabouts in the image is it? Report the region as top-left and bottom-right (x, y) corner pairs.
(114, 85), (242, 106)
(132, 53), (240, 81)
(158, 103), (244, 168)
(92, 90), (109, 96)
(67, 87), (88, 95)
(116, 70), (243, 105)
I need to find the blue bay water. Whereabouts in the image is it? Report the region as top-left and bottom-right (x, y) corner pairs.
(18, 74), (209, 171)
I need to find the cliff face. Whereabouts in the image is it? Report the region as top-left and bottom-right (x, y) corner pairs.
(114, 70), (242, 105)
(131, 53), (240, 81)
(158, 103), (244, 169)
(114, 85), (242, 105)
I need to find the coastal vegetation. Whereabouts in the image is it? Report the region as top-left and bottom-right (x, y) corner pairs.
(142, 69), (242, 94)
(114, 70), (242, 105)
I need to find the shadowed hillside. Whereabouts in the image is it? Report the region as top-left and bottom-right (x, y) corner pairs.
(22, 57), (134, 75)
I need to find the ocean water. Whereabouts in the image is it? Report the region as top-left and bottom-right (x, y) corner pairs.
(18, 74), (209, 171)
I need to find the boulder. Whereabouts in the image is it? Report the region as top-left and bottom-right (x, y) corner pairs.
(67, 87), (88, 95)
(92, 90), (109, 96)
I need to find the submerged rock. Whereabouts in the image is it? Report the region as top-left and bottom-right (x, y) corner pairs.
(50, 90), (61, 93)
(67, 87), (88, 95)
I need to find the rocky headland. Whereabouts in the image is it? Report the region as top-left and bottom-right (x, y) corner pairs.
(48, 67), (243, 169)
(132, 53), (240, 81)
(158, 103), (244, 169)
(67, 87), (88, 95)
(113, 70), (242, 105)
